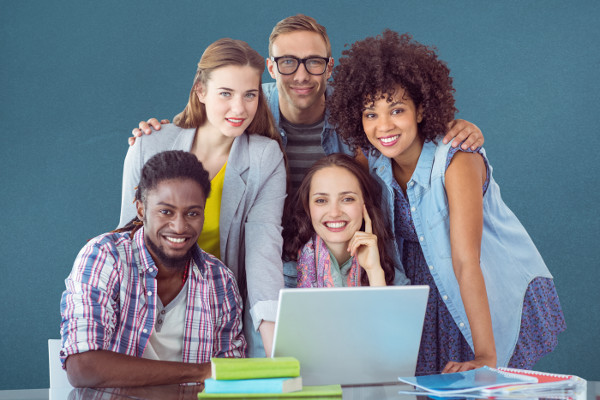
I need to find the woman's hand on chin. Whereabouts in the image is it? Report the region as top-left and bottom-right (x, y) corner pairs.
(348, 205), (385, 286)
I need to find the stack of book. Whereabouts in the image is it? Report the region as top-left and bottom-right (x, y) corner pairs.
(198, 357), (342, 398)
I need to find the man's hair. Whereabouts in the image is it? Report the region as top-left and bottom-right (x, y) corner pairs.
(268, 14), (331, 58)
(118, 150), (211, 234)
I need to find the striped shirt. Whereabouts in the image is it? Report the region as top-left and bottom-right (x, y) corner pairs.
(280, 116), (326, 195)
(60, 228), (246, 365)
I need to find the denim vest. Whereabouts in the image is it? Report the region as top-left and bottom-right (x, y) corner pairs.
(368, 140), (552, 366)
(262, 82), (353, 156)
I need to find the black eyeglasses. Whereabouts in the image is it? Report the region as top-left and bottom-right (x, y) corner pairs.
(271, 56), (331, 75)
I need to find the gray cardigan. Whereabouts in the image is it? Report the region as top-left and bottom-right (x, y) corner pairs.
(119, 124), (286, 330)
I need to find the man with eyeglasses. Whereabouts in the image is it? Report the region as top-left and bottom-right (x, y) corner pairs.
(262, 15), (346, 193)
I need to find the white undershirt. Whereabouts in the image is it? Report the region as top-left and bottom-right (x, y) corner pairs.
(142, 281), (188, 361)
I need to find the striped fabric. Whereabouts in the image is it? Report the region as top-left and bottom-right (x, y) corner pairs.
(60, 228), (246, 366)
(280, 117), (326, 195)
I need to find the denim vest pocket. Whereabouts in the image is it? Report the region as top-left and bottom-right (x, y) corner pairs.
(426, 208), (452, 259)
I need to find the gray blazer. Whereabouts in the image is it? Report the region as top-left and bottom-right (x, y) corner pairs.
(119, 124), (286, 330)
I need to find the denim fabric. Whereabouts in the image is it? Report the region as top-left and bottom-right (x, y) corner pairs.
(243, 298), (266, 358)
(368, 140), (553, 366)
(262, 82), (353, 156)
(283, 260), (298, 288)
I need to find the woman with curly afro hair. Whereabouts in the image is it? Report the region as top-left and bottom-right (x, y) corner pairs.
(328, 30), (565, 374)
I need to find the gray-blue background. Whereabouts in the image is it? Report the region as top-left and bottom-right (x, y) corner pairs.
(1, 0), (598, 390)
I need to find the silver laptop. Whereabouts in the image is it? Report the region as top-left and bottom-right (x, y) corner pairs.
(271, 285), (429, 386)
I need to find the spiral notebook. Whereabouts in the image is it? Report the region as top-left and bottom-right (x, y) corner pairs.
(397, 366), (537, 395)
(480, 367), (586, 395)
(397, 366), (586, 396)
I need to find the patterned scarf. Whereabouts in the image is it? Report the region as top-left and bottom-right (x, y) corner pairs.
(296, 234), (361, 287)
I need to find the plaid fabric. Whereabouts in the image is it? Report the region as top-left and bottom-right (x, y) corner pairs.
(60, 228), (245, 365)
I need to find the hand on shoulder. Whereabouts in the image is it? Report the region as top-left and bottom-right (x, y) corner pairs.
(443, 119), (484, 150)
(129, 118), (170, 146)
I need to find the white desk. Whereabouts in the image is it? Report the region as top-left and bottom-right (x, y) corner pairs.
(1, 381), (597, 400)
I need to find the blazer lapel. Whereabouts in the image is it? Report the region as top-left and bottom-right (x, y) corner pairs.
(219, 134), (249, 257)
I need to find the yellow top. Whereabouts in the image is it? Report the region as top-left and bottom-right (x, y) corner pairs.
(197, 162), (226, 259)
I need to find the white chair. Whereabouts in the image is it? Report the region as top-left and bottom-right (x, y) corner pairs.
(48, 339), (73, 390)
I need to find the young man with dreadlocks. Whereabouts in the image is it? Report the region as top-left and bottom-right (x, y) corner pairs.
(60, 151), (246, 387)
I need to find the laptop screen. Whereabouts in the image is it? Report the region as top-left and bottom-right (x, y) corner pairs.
(271, 285), (429, 386)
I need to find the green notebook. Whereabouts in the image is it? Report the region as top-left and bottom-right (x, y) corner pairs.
(197, 384), (342, 398)
(210, 357), (300, 380)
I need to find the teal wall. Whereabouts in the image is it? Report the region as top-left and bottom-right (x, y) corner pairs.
(1, 0), (598, 389)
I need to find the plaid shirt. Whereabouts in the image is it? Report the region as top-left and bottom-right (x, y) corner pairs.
(60, 228), (246, 365)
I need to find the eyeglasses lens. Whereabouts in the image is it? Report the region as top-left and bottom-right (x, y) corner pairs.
(277, 57), (327, 75)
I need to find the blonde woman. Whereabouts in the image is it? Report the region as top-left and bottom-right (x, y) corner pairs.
(119, 38), (286, 357)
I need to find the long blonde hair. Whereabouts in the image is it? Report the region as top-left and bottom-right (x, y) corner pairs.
(174, 38), (280, 143)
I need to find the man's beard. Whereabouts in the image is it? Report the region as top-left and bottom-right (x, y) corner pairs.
(145, 235), (192, 271)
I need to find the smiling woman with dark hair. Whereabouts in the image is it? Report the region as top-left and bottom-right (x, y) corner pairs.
(328, 30), (565, 375)
(283, 153), (396, 287)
